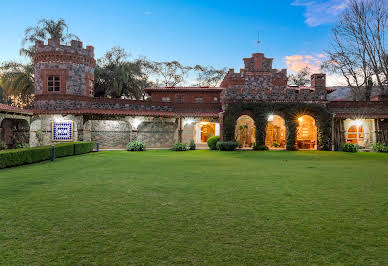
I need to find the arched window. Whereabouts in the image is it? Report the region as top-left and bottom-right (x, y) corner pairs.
(266, 115), (286, 148)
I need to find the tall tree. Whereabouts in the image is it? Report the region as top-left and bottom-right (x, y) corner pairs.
(193, 65), (227, 87)
(288, 67), (311, 86)
(94, 47), (148, 99)
(323, 0), (388, 100)
(152, 61), (192, 87)
(0, 62), (34, 107)
(21, 18), (79, 58)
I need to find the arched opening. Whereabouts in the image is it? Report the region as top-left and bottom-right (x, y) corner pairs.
(345, 119), (373, 148)
(0, 118), (30, 149)
(265, 115), (286, 149)
(296, 115), (317, 150)
(235, 115), (256, 148)
(200, 123), (215, 143)
(194, 121), (220, 144)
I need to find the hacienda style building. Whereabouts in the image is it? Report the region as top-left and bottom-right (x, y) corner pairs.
(1, 38), (388, 150)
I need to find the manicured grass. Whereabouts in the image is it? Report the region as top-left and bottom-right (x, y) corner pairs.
(0, 150), (387, 264)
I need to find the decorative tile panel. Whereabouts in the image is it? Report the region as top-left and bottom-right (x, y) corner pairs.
(52, 122), (73, 141)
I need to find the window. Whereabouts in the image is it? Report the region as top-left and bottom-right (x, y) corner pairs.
(213, 97), (218, 103)
(89, 80), (94, 97)
(175, 94), (184, 103)
(48, 76), (60, 92)
(194, 97), (204, 103)
(162, 97), (171, 102)
(347, 125), (365, 145)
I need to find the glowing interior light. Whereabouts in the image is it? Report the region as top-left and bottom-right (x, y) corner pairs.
(355, 120), (362, 127)
(184, 118), (194, 126)
(132, 118), (143, 130)
(298, 117), (303, 122)
(268, 114), (274, 122)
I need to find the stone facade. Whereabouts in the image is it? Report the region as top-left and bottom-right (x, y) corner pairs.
(0, 38), (378, 150)
(34, 39), (95, 97)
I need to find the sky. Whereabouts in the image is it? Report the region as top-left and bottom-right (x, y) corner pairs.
(0, 0), (348, 85)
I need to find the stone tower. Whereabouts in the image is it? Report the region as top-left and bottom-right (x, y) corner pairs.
(33, 38), (95, 98)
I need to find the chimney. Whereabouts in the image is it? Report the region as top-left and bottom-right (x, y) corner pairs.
(311, 73), (326, 89)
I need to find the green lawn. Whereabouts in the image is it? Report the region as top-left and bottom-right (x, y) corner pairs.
(0, 150), (387, 265)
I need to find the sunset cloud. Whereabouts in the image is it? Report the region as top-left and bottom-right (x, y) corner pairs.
(285, 54), (323, 73)
(292, 0), (348, 26)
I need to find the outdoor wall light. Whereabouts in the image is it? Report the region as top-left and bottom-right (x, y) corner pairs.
(267, 114), (274, 122)
(132, 118), (143, 130)
(183, 118), (195, 127)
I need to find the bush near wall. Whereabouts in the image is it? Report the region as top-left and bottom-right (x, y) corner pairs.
(222, 102), (332, 151)
(207, 136), (220, 150)
(216, 141), (239, 151)
(0, 142), (95, 169)
(74, 142), (95, 154)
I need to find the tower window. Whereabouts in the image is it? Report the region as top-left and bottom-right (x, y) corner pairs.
(48, 76), (60, 92)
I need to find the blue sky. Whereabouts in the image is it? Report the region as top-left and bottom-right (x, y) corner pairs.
(0, 0), (347, 80)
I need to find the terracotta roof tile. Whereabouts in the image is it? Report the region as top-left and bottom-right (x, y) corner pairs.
(31, 108), (220, 117)
(0, 104), (33, 115)
(145, 86), (224, 92)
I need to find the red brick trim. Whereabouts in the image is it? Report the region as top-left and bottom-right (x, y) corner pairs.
(40, 69), (69, 94)
(84, 72), (94, 97)
(34, 52), (96, 67)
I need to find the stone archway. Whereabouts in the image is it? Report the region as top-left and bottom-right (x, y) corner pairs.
(222, 102), (332, 151)
(0, 118), (30, 149)
(296, 115), (317, 150)
(235, 115), (256, 148)
(266, 115), (286, 149)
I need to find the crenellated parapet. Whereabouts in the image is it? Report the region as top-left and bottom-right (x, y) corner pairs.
(33, 38), (95, 99)
(220, 52), (327, 104)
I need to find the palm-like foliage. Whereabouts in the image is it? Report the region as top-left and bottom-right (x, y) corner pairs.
(0, 62), (34, 107)
(20, 18), (79, 58)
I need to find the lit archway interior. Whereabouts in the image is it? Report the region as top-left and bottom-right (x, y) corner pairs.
(265, 115), (286, 148)
(345, 119), (372, 147)
(296, 115), (317, 149)
(235, 115), (256, 148)
(194, 121), (220, 144)
(200, 123), (215, 143)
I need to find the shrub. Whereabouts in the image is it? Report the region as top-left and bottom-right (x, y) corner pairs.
(272, 141), (280, 147)
(341, 143), (358, 153)
(0, 148), (32, 169)
(0, 141), (7, 150)
(54, 143), (75, 158)
(36, 130), (44, 146)
(372, 143), (388, 153)
(74, 142), (95, 154)
(30, 146), (51, 163)
(216, 141), (239, 151)
(253, 144), (269, 151)
(189, 140), (196, 150)
(15, 143), (29, 149)
(171, 143), (188, 151)
(127, 141), (146, 151)
(207, 136), (219, 150)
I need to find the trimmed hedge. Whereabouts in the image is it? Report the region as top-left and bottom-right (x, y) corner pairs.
(75, 142), (95, 154)
(216, 141), (239, 151)
(253, 144), (269, 151)
(0, 142), (95, 169)
(341, 143), (358, 153)
(54, 143), (75, 158)
(171, 143), (189, 151)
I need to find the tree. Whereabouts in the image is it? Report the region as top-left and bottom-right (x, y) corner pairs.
(288, 67), (311, 86)
(21, 18), (79, 59)
(0, 62), (34, 107)
(193, 65), (227, 87)
(152, 61), (192, 87)
(94, 47), (149, 99)
(323, 0), (388, 100)
(0, 85), (6, 104)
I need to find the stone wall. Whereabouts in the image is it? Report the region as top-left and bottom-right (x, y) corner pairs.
(89, 120), (132, 149)
(135, 119), (178, 148)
